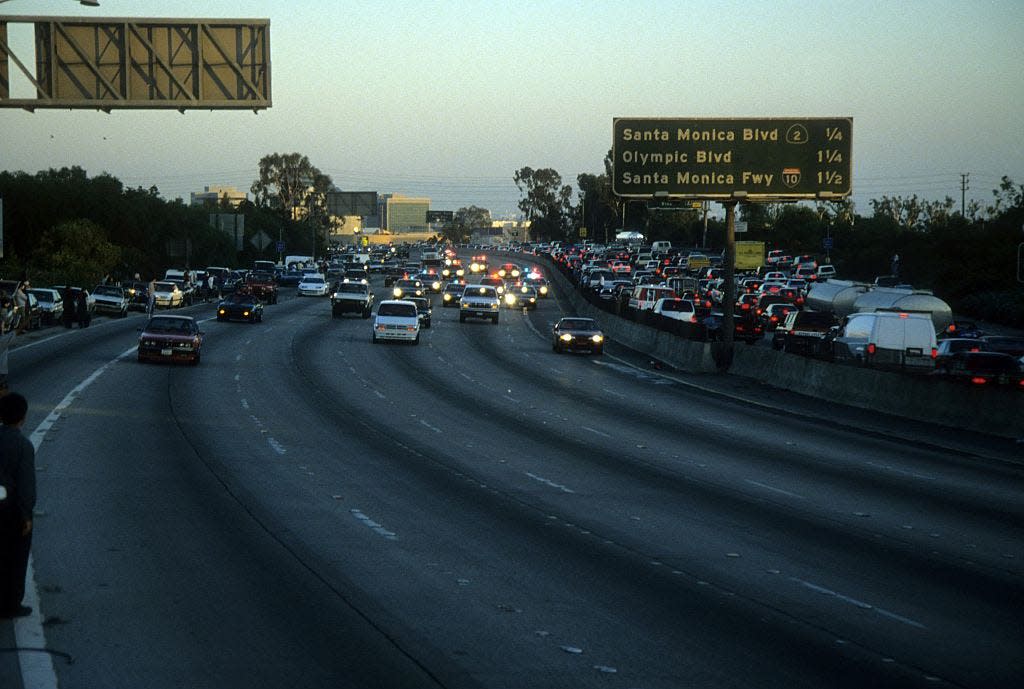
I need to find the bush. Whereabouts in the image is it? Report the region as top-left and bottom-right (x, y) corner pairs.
(954, 290), (1024, 328)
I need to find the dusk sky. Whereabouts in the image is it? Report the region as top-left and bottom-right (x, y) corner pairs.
(1, 0), (1021, 219)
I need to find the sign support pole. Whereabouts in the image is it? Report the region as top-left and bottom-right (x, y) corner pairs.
(717, 200), (737, 369)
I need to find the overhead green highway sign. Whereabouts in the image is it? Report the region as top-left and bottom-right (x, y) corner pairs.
(612, 117), (852, 200)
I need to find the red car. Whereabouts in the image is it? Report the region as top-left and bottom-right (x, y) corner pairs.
(137, 315), (204, 365)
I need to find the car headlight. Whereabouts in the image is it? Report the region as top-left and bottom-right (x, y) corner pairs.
(218, 308), (226, 315)
(504, 293), (517, 306)
(560, 333), (573, 342)
(394, 288), (403, 297)
(539, 286), (548, 295)
(432, 281), (441, 291)
(443, 294), (452, 302)
(591, 334), (604, 343)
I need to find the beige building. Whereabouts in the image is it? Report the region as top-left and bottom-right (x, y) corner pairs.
(380, 194), (430, 232)
(190, 185), (247, 208)
(492, 219), (532, 243)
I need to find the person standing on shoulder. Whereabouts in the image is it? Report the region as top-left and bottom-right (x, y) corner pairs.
(76, 290), (90, 328)
(0, 301), (16, 396)
(61, 285), (77, 328)
(147, 277), (157, 316)
(0, 392), (36, 618)
(12, 280), (28, 335)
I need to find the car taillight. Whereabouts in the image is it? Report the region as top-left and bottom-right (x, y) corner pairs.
(930, 348), (937, 359)
(970, 376), (987, 385)
(867, 343), (876, 355)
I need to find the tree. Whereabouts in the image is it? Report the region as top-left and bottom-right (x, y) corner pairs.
(251, 153), (334, 258)
(442, 206), (491, 244)
(870, 195), (927, 231)
(987, 175), (1024, 215)
(250, 153), (333, 215)
(36, 219), (121, 286)
(513, 167), (573, 241)
(576, 172), (618, 244)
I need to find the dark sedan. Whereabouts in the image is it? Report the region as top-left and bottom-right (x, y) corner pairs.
(441, 282), (465, 307)
(137, 315), (204, 364)
(216, 292), (264, 323)
(552, 317), (604, 355)
(942, 351), (1023, 387)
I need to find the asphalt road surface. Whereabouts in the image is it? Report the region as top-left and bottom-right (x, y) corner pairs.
(2, 271), (1022, 689)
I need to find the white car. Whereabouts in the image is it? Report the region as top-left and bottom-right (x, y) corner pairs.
(152, 281), (184, 308)
(372, 300), (420, 344)
(297, 274), (328, 296)
(652, 297), (697, 323)
(28, 288), (64, 324)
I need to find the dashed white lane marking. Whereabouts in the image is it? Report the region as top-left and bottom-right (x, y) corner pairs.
(582, 426), (611, 438)
(744, 479), (805, 500)
(374, 390), (386, 399)
(789, 577), (927, 629)
(525, 472), (576, 494)
(267, 438), (287, 455)
(241, 398), (249, 409)
(419, 419), (442, 434)
(351, 509), (398, 540)
(20, 344), (137, 689)
(865, 461), (936, 481)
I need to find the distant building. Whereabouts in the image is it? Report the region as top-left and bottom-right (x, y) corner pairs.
(190, 185), (247, 208)
(492, 219), (531, 244)
(379, 194), (430, 233)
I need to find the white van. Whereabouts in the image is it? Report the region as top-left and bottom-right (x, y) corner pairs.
(833, 311), (937, 371)
(650, 240), (672, 254)
(628, 284), (677, 311)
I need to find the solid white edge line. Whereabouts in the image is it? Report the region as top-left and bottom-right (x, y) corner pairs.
(15, 344), (137, 689)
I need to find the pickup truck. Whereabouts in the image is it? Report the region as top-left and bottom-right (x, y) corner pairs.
(330, 279), (374, 318)
(774, 310), (837, 356)
(459, 284), (500, 324)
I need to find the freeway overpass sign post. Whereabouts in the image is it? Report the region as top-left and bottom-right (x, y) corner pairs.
(612, 117), (852, 366)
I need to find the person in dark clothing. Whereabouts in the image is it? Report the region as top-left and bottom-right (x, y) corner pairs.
(62, 286), (77, 328)
(0, 392), (35, 618)
(76, 290), (90, 327)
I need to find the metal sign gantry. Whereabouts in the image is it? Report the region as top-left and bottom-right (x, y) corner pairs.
(0, 15), (271, 111)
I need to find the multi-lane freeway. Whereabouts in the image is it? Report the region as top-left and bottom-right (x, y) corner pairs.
(2, 265), (1022, 689)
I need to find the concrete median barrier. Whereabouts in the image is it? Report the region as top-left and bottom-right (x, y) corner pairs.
(541, 253), (1023, 438)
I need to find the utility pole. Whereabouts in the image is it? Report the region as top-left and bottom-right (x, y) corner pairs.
(960, 173), (970, 217)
